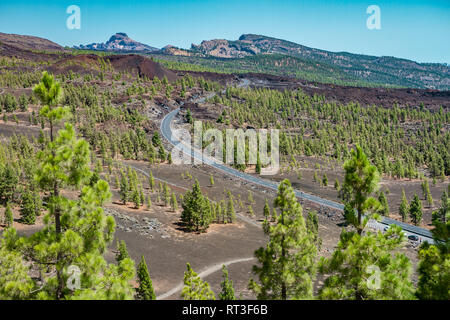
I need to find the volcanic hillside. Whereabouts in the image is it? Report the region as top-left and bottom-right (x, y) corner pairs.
(0, 33), (177, 82)
(107, 54), (177, 81)
(48, 54), (177, 81)
(0, 32), (65, 52)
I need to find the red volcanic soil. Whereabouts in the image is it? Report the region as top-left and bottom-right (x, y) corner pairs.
(107, 54), (177, 81)
(0, 33), (177, 82)
(178, 71), (450, 110)
(0, 32), (65, 52)
(245, 73), (450, 110)
(47, 54), (101, 75)
(0, 42), (178, 82)
(0, 42), (59, 63)
(48, 54), (177, 81)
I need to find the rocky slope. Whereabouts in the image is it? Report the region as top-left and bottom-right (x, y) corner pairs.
(161, 45), (191, 56)
(76, 33), (158, 52)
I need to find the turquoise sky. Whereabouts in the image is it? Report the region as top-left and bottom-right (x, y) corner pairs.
(0, 0), (449, 63)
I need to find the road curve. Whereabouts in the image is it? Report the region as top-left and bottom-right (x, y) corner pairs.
(157, 257), (255, 300)
(160, 107), (434, 242)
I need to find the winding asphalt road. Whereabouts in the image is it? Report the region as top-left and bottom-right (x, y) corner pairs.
(160, 105), (434, 243)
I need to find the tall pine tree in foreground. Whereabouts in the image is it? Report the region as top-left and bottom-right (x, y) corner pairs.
(319, 226), (415, 300)
(0, 72), (135, 300)
(181, 263), (215, 300)
(249, 179), (317, 300)
(136, 256), (156, 300)
(417, 191), (449, 300)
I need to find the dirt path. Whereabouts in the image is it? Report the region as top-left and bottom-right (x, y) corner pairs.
(156, 257), (255, 300)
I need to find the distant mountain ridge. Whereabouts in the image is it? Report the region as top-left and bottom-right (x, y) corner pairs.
(7, 31), (447, 90)
(76, 32), (159, 52)
(190, 34), (450, 90)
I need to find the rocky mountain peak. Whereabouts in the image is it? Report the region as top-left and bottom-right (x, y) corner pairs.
(76, 33), (158, 52)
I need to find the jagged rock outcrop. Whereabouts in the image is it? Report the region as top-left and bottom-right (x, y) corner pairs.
(76, 32), (158, 52)
(161, 45), (191, 56)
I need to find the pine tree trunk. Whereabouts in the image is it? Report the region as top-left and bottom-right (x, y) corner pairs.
(357, 205), (363, 235)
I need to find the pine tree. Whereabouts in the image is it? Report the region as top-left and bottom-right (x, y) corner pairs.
(421, 180), (430, 200)
(0, 164), (18, 205)
(136, 256), (156, 300)
(3, 203), (13, 228)
(248, 205), (254, 217)
(140, 187), (145, 206)
(171, 193), (178, 212)
(378, 191), (389, 216)
(185, 109), (193, 124)
(306, 210), (321, 248)
(149, 171), (155, 191)
(156, 192), (161, 205)
(271, 207), (277, 222)
(163, 183), (171, 207)
(341, 145), (380, 234)
(146, 195), (152, 211)
(219, 265), (236, 300)
(417, 199), (449, 300)
(248, 179), (317, 300)
(132, 189), (141, 209)
(399, 189), (409, 222)
(181, 180), (211, 232)
(322, 173), (328, 186)
(409, 193), (423, 226)
(417, 241), (449, 300)
(0, 72), (135, 300)
(119, 173), (130, 204)
(426, 189), (433, 208)
(116, 240), (130, 263)
(158, 146), (166, 162)
(319, 226), (415, 300)
(226, 191), (236, 223)
(181, 263), (215, 300)
(20, 190), (38, 225)
(334, 178), (340, 191)
(263, 199), (270, 220)
(114, 175), (120, 189)
(432, 191), (448, 224)
(152, 132), (161, 147)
